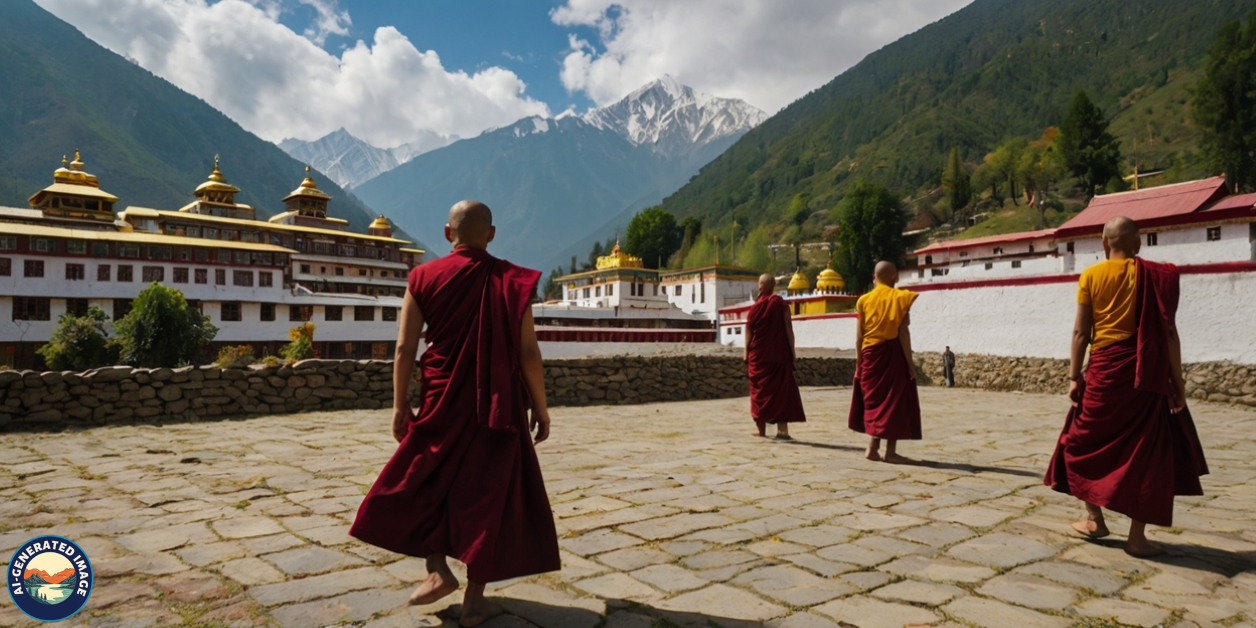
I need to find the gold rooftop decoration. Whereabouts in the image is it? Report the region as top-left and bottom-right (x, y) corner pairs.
(816, 267), (846, 293)
(787, 269), (810, 293)
(596, 240), (644, 270)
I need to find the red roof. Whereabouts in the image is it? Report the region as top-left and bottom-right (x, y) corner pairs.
(1056, 176), (1230, 238)
(914, 228), (1057, 255)
(1203, 192), (1256, 212)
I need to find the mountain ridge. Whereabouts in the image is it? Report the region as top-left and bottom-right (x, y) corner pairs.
(352, 78), (766, 271)
(278, 128), (455, 189)
(0, 0), (410, 243)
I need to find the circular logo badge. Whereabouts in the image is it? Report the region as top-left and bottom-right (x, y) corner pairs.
(7, 536), (93, 622)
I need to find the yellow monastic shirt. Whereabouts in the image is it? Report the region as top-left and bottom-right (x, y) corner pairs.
(1077, 258), (1137, 351)
(856, 284), (918, 351)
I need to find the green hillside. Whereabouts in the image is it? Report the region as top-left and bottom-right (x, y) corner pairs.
(0, 0), (406, 241)
(660, 0), (1251, 243)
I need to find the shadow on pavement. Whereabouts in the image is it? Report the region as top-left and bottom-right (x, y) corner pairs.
(439, 598), (766, 628)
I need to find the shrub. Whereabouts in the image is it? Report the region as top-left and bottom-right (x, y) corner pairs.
(261, 354), (281, 368)
(215, 345), (256, 369)
(112, 283), (218, 368)
(37, 306), (116, 371)
(280, 323), (315, 362)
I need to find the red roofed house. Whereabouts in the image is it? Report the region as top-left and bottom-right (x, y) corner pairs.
(1057, 176), (1256, 268)
(901, 176), (1256, 287)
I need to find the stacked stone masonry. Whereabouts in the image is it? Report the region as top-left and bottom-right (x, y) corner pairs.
(914, 351), (1256, 406)
(1, 353), (1250, 429)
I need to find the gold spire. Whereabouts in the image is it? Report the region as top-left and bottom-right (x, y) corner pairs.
(787, 269), (810, 292)
(816, 267), (846, 293)
(69, 149), (83, 170)
(208, 155), (226, 182)
(369, 215), (392, 230)
(300, 165), (317, 189)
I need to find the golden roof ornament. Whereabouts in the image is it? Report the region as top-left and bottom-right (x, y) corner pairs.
(596, 239), (644, 269)
(208, 155), (227, 182)
(300, 165), (318, 189)
(369, 215), (391, 230)
(816, 267), (846, 293)
(787, 269), (810, 292)
(195, 154), (241, 195)
(69, 149), (84, 170)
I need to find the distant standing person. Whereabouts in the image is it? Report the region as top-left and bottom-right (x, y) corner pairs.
(350, 201), (560, 625)
(745, 273), (806, 439)
(942, 346), (956, 387)
(849, 261), (921, 462)
(1045, 216), (1208, 557)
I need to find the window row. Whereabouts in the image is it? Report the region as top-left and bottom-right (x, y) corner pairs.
(0, 260), (275, 287)
(0, 236), (289, 266)
(159, 225), (395, 260)
(11, 298), (397, 323)
(297, 263), (402, 279)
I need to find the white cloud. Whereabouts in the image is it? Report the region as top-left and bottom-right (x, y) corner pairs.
(34, 0), (551, 147)
(552, 0), (972, 112)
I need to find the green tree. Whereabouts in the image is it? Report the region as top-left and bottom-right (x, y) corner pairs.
(625, 206), (682, 269)
(988, 139), (1026, 205)
(941, 147), (972, 219)
(111, 283), (218, 368)
(1193, 9), (1256, 193)
(540, 268), (564, 301)
(1017, 128), (1068, 226)
(831, 181), (909, 293)
(37, 306), (116, 371)
(972, 160), (1005, 206)
(280, 323), (315, 362)
(1060, 90), (1122, 196)
(671, 216), (703, 268)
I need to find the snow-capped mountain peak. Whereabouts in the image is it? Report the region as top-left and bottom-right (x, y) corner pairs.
(278, 128), (455, 189)
(581, 75), (767, 154)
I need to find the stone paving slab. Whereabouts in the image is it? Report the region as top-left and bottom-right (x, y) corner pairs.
(0, 387), (1254, 627)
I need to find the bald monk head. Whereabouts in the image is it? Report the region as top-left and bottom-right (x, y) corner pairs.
(444, 200), (496, 250)
(1102, 216), (1141, 259)
(874, 261), (898, 288)
(758, 273), (776, 297)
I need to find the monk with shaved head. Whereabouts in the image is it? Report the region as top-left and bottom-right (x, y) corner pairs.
(351, 200), (560, 624)
(1046, 216), (1208, 557)
(849, 261), (921, 463)
(745, 273), (806, 438)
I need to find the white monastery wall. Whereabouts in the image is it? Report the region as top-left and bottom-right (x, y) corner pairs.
(792, 316), (859, 351)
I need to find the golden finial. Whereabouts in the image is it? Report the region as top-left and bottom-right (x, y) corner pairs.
(208, 155), (226, 182)
(70, 149), (84, 170)
(300, 165), (317, 189)
(305, 165), (311, 173)
(61, 155), (68, 167)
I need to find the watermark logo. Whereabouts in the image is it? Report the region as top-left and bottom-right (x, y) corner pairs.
(7, 536), (93, 622)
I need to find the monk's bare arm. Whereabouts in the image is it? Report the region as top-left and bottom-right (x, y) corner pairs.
(392, 292), (425, 442)
(1166, 322), (1186, 412)
(898, 313), (914, 380)
(519, 308), (551, 443)
(783, 306), (796, 362)
(1069, 303), (1093, 407)
(854, 314), (864, 379)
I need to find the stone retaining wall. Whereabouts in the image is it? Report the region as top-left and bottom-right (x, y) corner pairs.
(3, 351), (1247, 430)
(0, 357), (856, 430)
(913, 351), (1256, 407)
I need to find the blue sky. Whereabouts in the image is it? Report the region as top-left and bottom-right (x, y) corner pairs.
(37, 0), (972, 147)
(305, 0), (600, 114)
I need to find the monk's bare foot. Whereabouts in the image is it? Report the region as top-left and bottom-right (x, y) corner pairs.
(409, 569), (459, 605)
(751, 432), (767, 437)
(1070, 519), (1110, 539)
(1125, 538), (1166, 558)
(865, 449), (882, 461)
(459, 598), (504, 627)
(882, 452), (915, 465)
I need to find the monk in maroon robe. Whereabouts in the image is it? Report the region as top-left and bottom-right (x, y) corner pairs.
(350, 200), (559, 625)
(849, 261), (921, 463)
(1046, 216), (1208, 557)
(745, 274), (806, 438)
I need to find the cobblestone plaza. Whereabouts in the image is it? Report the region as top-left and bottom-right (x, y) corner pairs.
(1, 387), (1254, 627)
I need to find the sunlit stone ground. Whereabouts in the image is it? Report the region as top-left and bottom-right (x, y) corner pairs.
(1, 387), (1254, 628)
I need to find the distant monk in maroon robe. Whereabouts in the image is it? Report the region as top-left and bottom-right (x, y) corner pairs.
(849, 261), (921, 463)
(745, 273), (806, 439)
(1046, 216), (1208, 557)
(350, 200), (559, 625)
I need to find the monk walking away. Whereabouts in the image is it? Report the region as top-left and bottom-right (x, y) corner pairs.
(1046, 216), (1208, 558)
(849, 261), (921, 463)
(745, 273), (806, 439)
(349, 200), (560, 625)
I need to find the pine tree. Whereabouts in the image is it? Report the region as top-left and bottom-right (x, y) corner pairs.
(1194, 9), (1256, 193)
(941, 147), (972, 218)
(831, 181), (909, 293)
(1060, 90), (1122, 195)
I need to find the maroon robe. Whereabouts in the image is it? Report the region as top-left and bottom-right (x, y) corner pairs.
(1045, 258), (1208, 527)
(848, 339), (922, 440)
(746, 293), (806, 424)
(349, 247), (560, 583)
